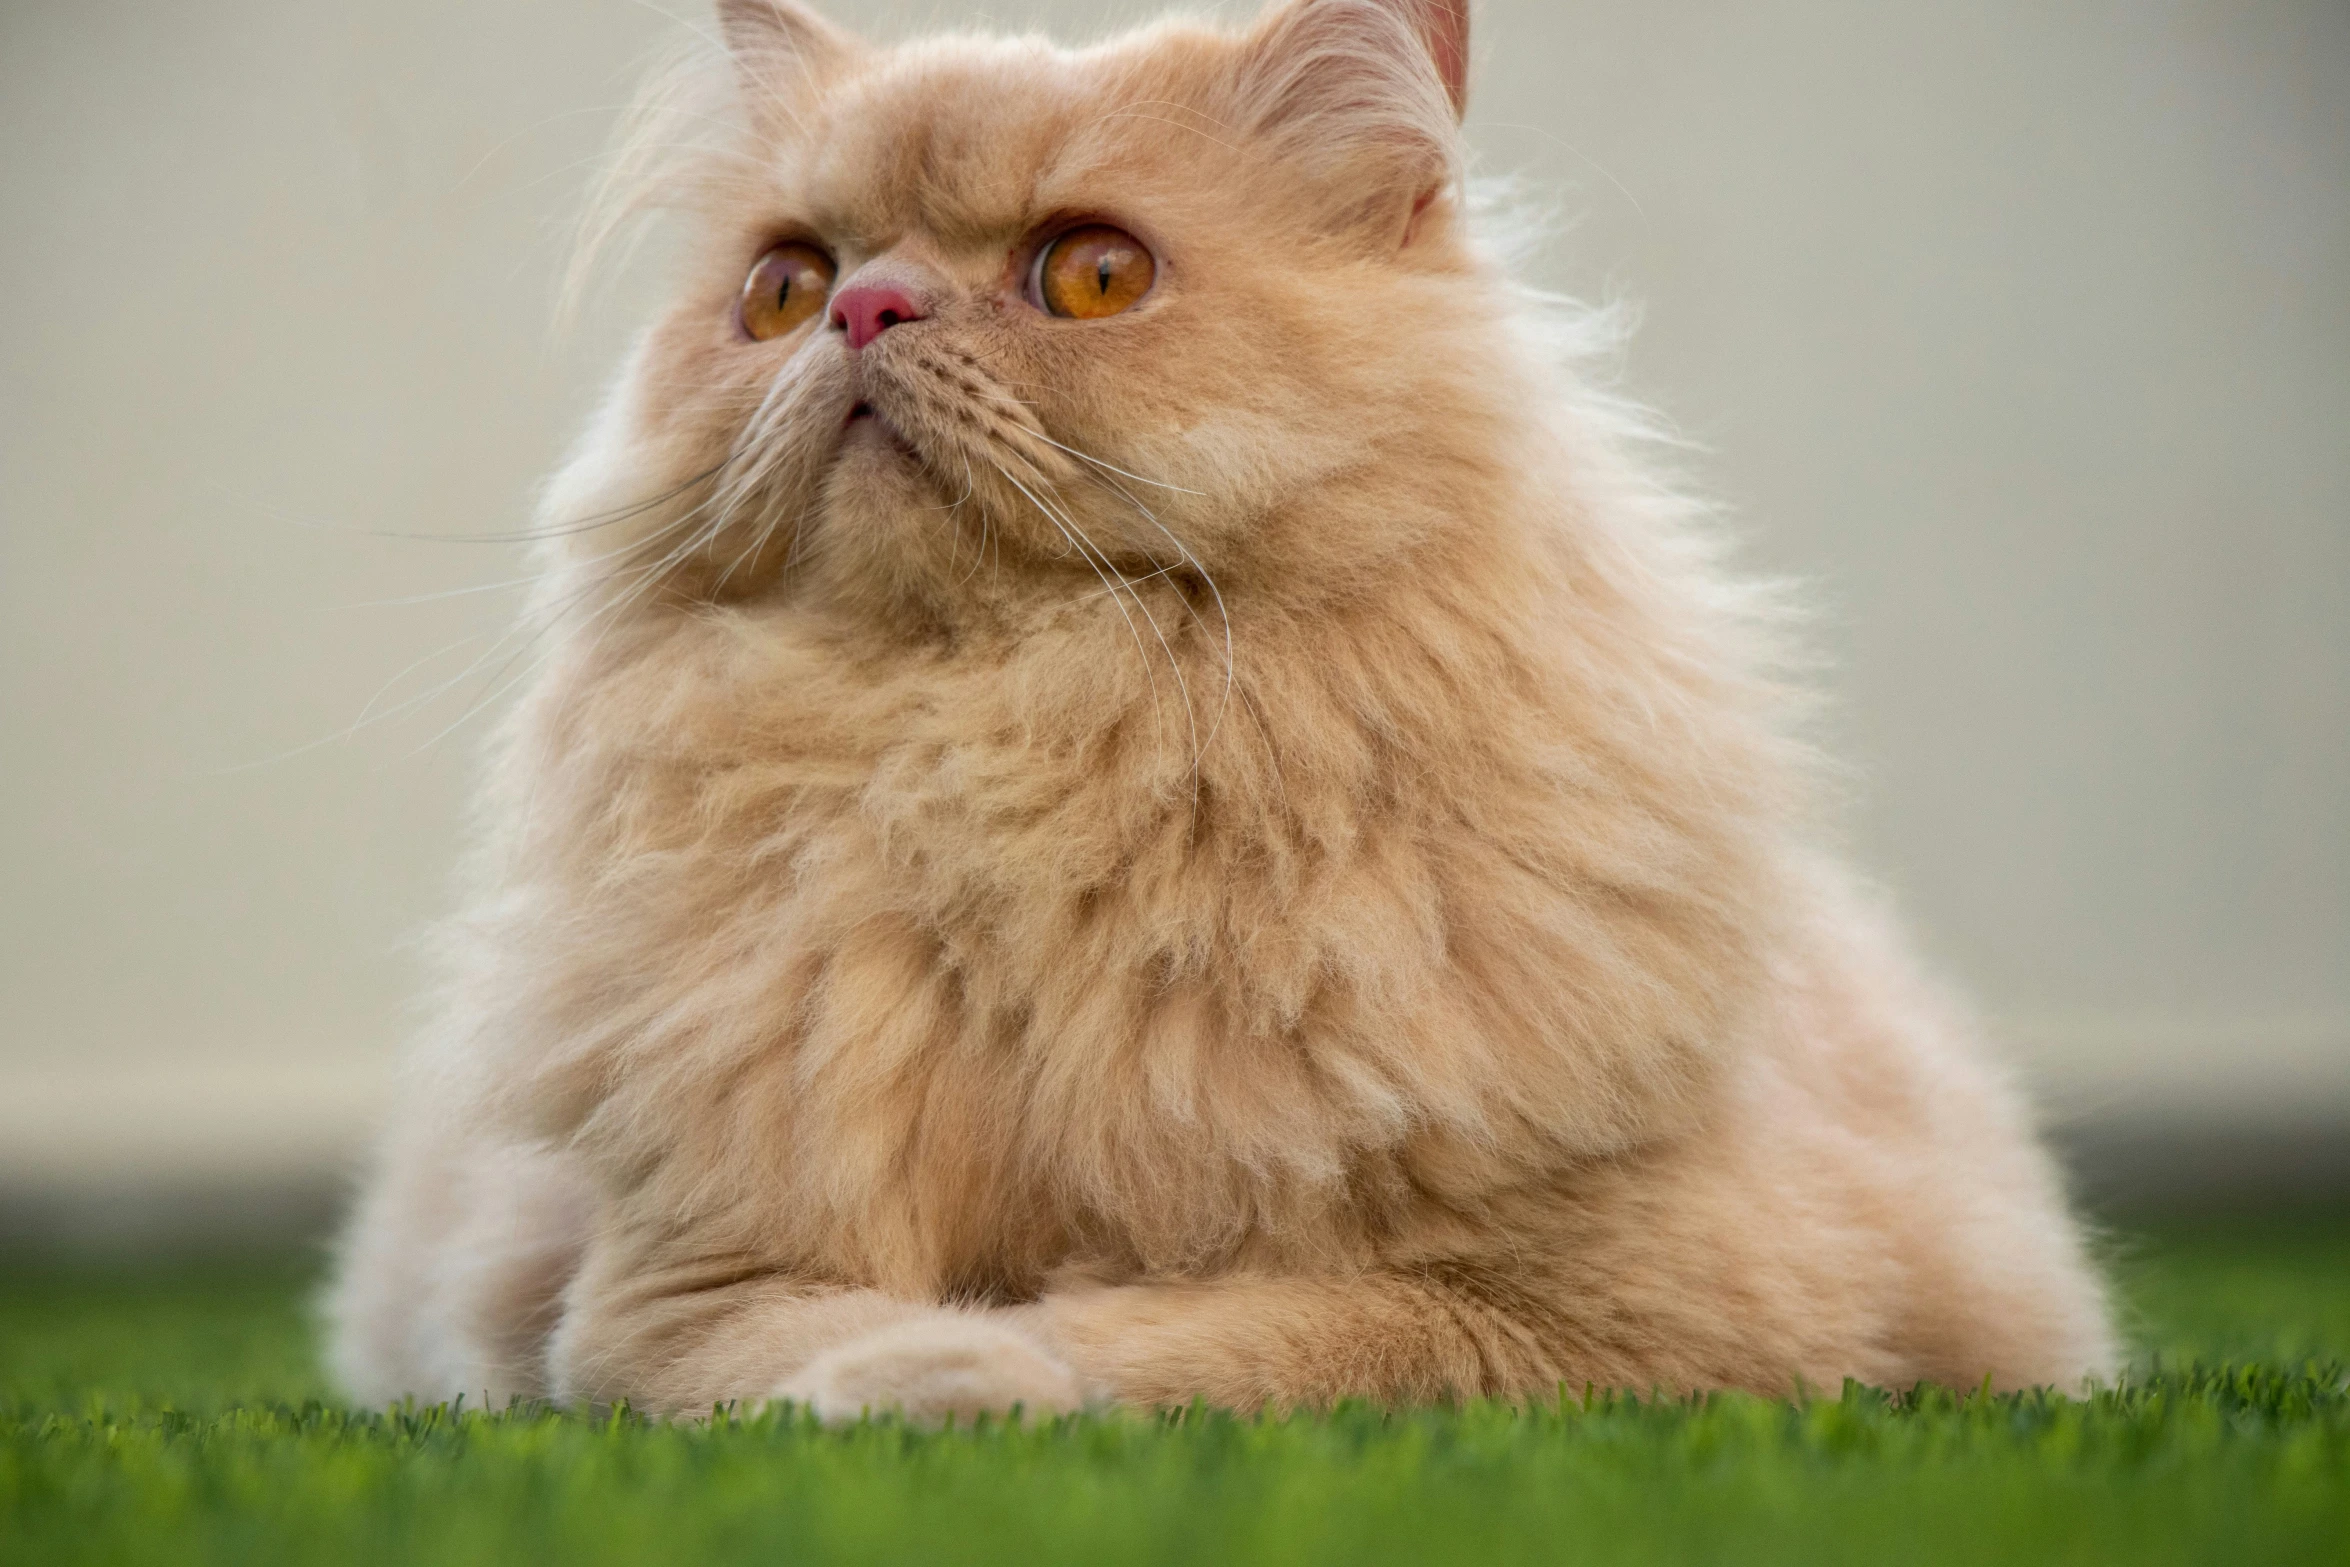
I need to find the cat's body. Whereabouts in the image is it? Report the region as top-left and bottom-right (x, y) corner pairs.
(329, 0), (2112, 1418)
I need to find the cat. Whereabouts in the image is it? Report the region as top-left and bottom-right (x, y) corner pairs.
(327, 0), (2114, 1422)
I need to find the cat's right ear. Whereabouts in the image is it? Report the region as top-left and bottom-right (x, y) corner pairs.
(715, 0), (862, 135)
(1230, 0), (1468, 247)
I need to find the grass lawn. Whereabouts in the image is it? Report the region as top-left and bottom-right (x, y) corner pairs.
(4, 1212), (2346, 1565)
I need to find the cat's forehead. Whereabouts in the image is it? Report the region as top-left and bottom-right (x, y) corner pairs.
(787, 36), (1183, 252)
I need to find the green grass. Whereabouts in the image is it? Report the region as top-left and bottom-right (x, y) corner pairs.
(4, 1215), (2346, 1565)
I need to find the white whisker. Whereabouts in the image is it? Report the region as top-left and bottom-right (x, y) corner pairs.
(1036, 439), (1238, 782)
(992, 460), (1174, 768)
(1034, 472), (1202, 790)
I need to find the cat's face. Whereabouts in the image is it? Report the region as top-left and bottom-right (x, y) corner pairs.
(576, 0), (1494, 622)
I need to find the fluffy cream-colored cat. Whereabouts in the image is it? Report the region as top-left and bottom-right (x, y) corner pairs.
(329, 0), (2113, 1421)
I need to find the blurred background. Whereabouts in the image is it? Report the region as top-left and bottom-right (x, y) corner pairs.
(2, 0), (2344, 1252)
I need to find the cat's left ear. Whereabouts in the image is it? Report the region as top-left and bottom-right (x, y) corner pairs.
(715, 0), (864, 134)
(1232, 0), (1470, 246)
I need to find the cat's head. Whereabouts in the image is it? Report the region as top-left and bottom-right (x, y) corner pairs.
(558, 0), (1534, 625)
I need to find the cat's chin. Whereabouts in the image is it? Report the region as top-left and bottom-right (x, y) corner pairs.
(807, 424), (975, 604)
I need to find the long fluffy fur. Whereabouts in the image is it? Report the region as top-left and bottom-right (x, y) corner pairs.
(328, 0), (2112, 1419)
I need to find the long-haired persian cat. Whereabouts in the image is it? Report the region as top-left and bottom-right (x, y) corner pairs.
(329, 0), (2113, 1420)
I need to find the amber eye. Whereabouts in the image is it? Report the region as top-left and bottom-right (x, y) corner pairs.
(1037, 225), (1155, 320)
(738, 242), (835, 340)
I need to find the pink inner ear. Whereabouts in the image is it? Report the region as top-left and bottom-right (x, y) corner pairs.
(1404, 185), (1442, 248)
(1413, 0), (1470, 117)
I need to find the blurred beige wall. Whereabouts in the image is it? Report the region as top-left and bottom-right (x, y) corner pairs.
(3, 1), (2345, 1196)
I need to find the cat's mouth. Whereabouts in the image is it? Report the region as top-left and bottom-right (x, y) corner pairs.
(836, 392), (925, 483)
(840, 398), (921, 465)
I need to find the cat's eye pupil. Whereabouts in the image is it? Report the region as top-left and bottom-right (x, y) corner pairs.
(739, 242), (834, 342)
(1039, 225), (1154, 320)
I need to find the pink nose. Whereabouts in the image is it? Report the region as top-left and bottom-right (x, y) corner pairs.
(830, 283), (927, 351)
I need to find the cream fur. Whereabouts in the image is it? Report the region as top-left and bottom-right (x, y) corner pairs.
(327, 0), (2113, 1420)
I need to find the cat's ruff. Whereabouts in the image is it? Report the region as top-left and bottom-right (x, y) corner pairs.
(328, 0), (2113, 1420)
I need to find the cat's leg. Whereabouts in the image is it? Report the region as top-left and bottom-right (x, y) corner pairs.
(996, 1123), (2107, 1410)
(543, 1234), (1085, 1422)
(770, 1312), (1088, 1424)
(1015, 1254), (1870, 1413)
(1026, 1274), (1559, 1410)
(811, 1145), (1914, 1414)
(779, 1272), (1575, 1419)
(328, 1123), (594, 1407)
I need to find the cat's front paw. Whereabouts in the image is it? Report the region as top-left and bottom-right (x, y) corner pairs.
(772, 1316), (1087, 1427)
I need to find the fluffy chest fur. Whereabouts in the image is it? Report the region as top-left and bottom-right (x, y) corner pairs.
(469, 535), (1782, 1302)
